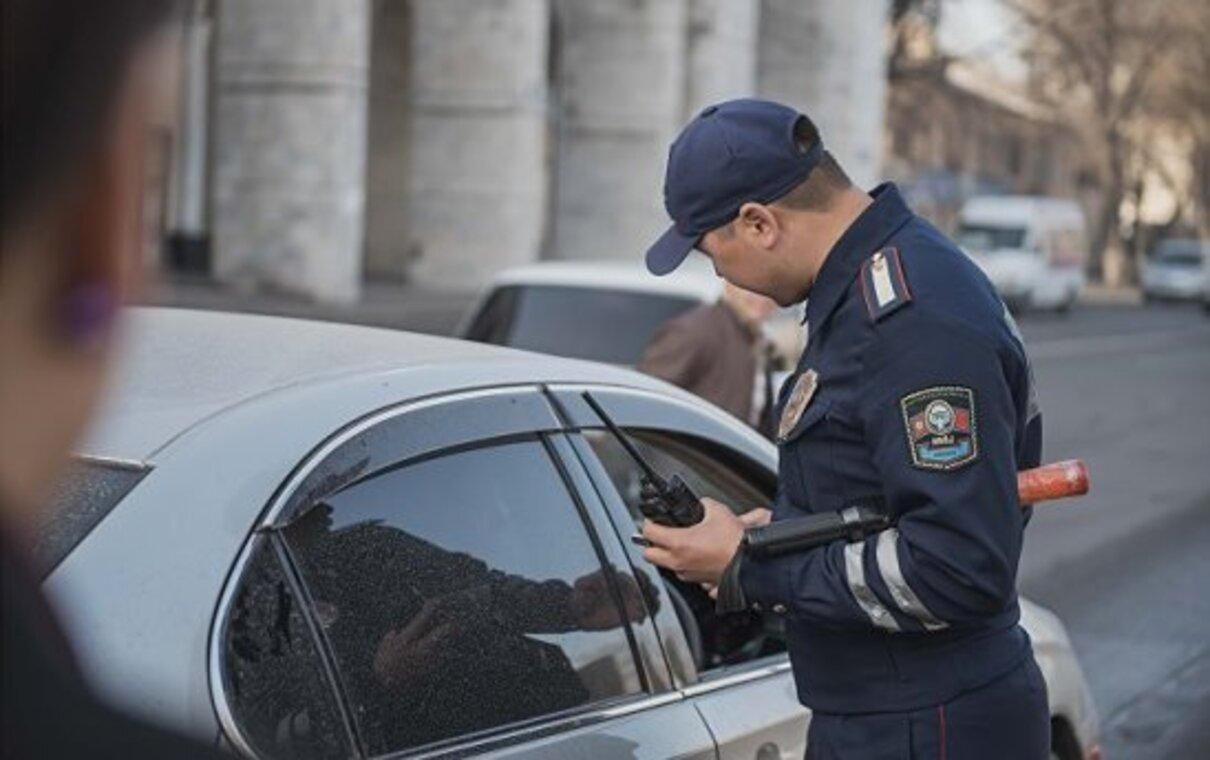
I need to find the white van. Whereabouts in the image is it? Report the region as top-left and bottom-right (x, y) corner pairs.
(956, 196), (1088, 311)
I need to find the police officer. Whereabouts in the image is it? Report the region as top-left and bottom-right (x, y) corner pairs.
(639, 99), (1049, 758)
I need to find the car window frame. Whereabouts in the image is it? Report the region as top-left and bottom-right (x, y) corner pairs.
(542, 384), (790, 692)
(211, 385), (691, 759)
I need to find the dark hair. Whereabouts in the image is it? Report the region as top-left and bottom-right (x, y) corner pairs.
(1, 1), (179, 241)
(773, 115), (853, 211)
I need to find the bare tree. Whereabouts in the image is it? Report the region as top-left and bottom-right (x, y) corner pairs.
(1005, 0), (1180, 282)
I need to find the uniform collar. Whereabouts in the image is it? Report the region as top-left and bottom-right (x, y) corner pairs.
(801, 182), (914, 328)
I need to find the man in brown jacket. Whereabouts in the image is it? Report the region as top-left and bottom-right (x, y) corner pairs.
(639, 282), (779, 436)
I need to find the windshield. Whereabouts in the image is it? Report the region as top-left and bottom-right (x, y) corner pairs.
(464, 284), (700, 364)
(957, 224), (1028, 253)
(33, 459), (149, 577)
(1154, 240), (1207, 268)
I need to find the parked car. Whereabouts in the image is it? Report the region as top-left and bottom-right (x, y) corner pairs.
(1141, 238), (1209, 303)
(461, 259), (804, 424)
(957, 196), (1088, 312)
(41, 308), (1100, 759)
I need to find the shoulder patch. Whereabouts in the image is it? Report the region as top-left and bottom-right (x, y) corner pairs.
(860, 247), (912, 322)
(900, 386), (978, 471)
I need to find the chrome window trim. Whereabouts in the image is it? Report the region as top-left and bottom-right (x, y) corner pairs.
(400, 692), (685, 759)
(680, 657), (793, 699)
(209, 385), (549, 758)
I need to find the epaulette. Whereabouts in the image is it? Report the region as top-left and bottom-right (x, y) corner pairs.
(859, 247), (912, 322)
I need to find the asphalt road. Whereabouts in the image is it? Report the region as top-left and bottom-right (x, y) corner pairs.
(1013, 302), (1210, 759)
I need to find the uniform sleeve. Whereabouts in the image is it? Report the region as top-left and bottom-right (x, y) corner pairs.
(638, 321), (703, 388)
(741, 318), (1023, 632)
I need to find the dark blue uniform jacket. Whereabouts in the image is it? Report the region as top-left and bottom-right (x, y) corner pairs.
(740, 184), (1042, 714)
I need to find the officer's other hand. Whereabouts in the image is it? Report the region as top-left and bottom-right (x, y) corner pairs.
(641, 498), (744, 585)
(739, 507), (772, 528)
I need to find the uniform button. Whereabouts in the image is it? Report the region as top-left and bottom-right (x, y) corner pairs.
(772, 603), (787, 615)
(751, 602), (762, 612)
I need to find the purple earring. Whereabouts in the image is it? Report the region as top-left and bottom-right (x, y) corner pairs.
(61, 283), (119, 351)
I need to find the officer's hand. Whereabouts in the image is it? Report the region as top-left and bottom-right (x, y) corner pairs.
(739, 507), (772, 528)
(641, 498), (744, 585)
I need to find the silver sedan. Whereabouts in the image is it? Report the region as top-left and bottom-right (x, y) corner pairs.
(39, 308), (1100, 759)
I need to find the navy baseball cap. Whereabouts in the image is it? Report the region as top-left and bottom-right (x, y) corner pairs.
(645, 98), (824, 276)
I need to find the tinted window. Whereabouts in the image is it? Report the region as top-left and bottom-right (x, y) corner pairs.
(223, 539), (351, 759)
(1154, 240), (1207, 267)
(465, 284), (699, 364)
(957, 224), (1027, 252)
(283, 440), (644, 755)
(35, 459), (149, 577)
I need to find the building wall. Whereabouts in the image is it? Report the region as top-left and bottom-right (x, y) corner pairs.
(884, 67), (1084, 233)
(758, 0), (889, 188)
(549, 0), (690, 263)
(211, 0), (369, 303)
(363, 0), (413, 281)
(182, 1), (893, 297)
(404, 0), (551, 291)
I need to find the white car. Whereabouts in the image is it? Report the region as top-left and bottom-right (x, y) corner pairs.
(460, 258), (804, 400)
(40, 309), (1100, 759)
(957, 196), (1088, 312)
(1141, 238), (1209, 303)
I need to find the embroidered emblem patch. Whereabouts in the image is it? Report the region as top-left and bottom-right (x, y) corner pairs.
(778, 369), (819, 442)
(900, 386), (978, 470)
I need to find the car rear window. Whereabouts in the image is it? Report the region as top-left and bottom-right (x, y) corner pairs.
(33, 458), (149, 577)
(465, 284), (699, 364)
(1154, 241), (1206, 267)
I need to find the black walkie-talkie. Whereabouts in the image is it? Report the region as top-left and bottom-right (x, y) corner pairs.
(581, 392), (704, 527)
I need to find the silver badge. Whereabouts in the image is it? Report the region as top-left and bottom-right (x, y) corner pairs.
(778, 369), (819, 442)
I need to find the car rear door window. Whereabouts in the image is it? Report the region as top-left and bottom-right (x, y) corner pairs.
(223, 539), (353, 759)
(282, 439), (645, 756)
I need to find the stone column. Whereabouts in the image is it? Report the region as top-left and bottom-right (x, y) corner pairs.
(685, 0), (761, 117)
(550, 0), (689, 263)
(404, 0), (551, 291)
(758, 0), (890, 188)
(211, 0), (369, 303)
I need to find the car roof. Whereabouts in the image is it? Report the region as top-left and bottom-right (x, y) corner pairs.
(489, 258), (724, 302)
(82, 307), (684, 461)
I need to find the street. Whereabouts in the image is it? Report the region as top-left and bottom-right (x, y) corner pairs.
(1014, 303), (1210, 758)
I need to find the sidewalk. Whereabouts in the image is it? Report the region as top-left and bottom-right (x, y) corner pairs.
(144, 276), (478, 337)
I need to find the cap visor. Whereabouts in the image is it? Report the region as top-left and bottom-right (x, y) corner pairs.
(645, 225), (697, 276)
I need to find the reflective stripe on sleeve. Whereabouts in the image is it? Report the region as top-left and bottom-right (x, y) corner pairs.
(843, 541), (900, 632)
(875, 529), (948, 632)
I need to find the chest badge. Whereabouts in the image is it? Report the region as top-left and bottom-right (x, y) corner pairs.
(900, 386), (978, 470)
(778, 369), (819, 442)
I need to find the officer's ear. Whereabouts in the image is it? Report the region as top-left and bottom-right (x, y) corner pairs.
(735, 202), (781, 250)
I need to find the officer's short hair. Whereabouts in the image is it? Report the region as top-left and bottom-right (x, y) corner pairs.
(773, 116), (854, 212)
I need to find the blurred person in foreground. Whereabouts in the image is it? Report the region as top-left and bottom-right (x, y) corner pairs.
(638, 281), (780, 438)
(1, 2), (225, 756)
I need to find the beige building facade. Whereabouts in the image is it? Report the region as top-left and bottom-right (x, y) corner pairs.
(161, 0), (892, 303)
